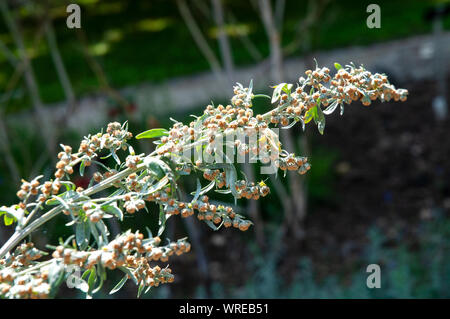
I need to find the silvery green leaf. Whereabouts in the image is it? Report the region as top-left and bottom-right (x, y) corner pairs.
(204, 219), (220, 231)
(323, 100), (339, 115)
(157, 205), (167, 237)
(92, 274), (104, 294)
(76, 222), (86, 248)
(316, 105), (326, 135)
(214, 189), (231, 194)
(271, 83), (286, 103)
(137, 282), (145, 298)
(299, 117), (305, 131)
(191, 180), (215, 196)
(63, 234), (75, 246)
(79, 160), (86, 176)
(96, 220), (109, 244)
(193, 179), (202, 202)
(48, 261), (65, 297)
(109, 275), (128, 295)
(281, 119), (298, 129)
(118, 266), (138, 285)
(111, 151), (121, 165)
(60, 181), (76, 191)
(102, 204), (123, 221)
(65, 218), (78, 227)
(86, 267), (97, 297)
(89, 221), (102, 246)
(48, 195), (70, 210)
(145, 226), (153, 238)
(144, 157), (170, 179)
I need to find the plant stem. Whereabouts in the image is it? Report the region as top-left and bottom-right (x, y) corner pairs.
(0, 167), (139, 259)
(0, 97), (290, 259)
(0, 156), (170, 259)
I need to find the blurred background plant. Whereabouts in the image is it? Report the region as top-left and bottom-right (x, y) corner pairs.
(0, 0), (449, 298)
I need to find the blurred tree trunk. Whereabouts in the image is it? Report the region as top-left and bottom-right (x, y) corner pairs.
(0, 1), (56, 157)
(211, 0), (234, 84)
(258, 0), (306, 240)
(45, 18), (77, 122)
(176, 0), (225, 84)
(0, 114), (20, 186)
(211, 0), (265, 248)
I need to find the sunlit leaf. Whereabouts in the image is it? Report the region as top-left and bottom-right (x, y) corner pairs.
(136, 128), (169, 140)
(323, 100), (339, 115)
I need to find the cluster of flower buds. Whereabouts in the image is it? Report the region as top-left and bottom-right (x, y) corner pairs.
(53, 232), (142, 269)
(145, 187), (170, 203)
(0, 243), (44, 268)
(269, 64), (408, 128)
(49, 232), (186, 290)
(203, 169), (227, 188)
(124, 173), (152, 192)
(276, 155), (311, 175)
(15, 177), (41, 208)
(6, 121), (134, 229)
(17, 177), (63, 206)
(123, 193), (146, 214)
(155, 86), (260, 159)
(193, 195), (252, 231)
(129, 260), (174, 288)
(269, 101), (305, 126)
(80, 202), (104, 223)
(234, 180), (270, 200)
(125, 155), (142, 169)
(143, 183), (253, 231)
(328, 66), (408, 105)
(231, 82), (253, 108)
(51, 232), (177, 270)
(55, 145), (78, 179)
(162, 199), (194, 218)
(0, 242), (50, 299)
(79, 122), (132, 157)
(39, 180), (62, 201)
(0, 269), (50, 299)
(156, 122), (189, 156)
(146, 239), (191, 262)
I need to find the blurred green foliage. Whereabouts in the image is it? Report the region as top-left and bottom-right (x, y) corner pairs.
(0, 0), (448, 111)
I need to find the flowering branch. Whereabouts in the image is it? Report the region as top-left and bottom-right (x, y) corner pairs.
(0, 62), (408, 299)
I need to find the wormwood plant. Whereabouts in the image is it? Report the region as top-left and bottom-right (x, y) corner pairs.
(0, 62), (408, 299)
